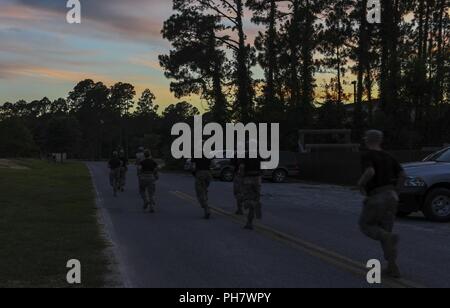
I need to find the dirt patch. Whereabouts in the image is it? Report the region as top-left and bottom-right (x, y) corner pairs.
(0, 159), (30, 170)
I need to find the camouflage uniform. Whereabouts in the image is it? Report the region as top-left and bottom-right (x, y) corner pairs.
(139, 173), (157, 211)
(136, 152), (145, 175)
(359, 187), (399, 262)
(108, 155), (121, 197)
(109, 168), (121, 196)
(195, 170), (212, 211)
(242, 176), (262, 224)
(139, 155), (158, 212)
(119, 164), (128, 190)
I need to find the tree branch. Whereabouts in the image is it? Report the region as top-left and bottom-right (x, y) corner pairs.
(199, 0), (239, 26)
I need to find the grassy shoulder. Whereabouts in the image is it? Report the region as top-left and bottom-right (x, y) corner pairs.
(0, 160), (111, 288)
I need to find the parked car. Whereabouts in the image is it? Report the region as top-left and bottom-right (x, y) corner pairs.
(399, 147), (450, 222)
(209, 151), (300, 183)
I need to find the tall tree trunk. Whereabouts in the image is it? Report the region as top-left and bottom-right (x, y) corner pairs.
(265, 0), (277, 106)
(289, 0), (301, 109)
(209, 29), (228, 124)
(415, 0), (425, 122)
(434, 0), (446, 104)
(390, 0), (400, 105)
(366, 65), (374, 125)
(337, 47), (343, 103)
(235, 0), (252, 123)
(417, 0), (425, 62)
(380, 0), (399, 114)
(300, 0), (314, 124)
(423, 1), (431, 64)
(354, 0), (369, 134)
(422, 0), (432, 111)
(212, 62), (227, 123)
(380, 21), (389, 112)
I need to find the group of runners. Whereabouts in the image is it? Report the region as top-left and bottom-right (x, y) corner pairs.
(107, 129), (404, 278)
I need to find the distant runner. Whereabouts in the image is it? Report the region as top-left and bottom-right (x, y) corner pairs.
(241, 153), (263, 230)
(193, 156), (213, 219)
(135, 146), (145, 176)
(139, 150), (159, 213)
(108, 151), (121, 197)
(231, 156), (244, 215)
(119, 149), (128, 192)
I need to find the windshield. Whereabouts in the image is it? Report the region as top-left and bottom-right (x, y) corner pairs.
(424, 148), (450, 162)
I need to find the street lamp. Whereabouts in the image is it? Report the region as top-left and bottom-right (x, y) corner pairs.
(351, 81), (357, 104)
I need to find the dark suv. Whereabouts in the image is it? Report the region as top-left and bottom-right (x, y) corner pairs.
(399, 147), (450, 222)
(209, 151), (300, 183)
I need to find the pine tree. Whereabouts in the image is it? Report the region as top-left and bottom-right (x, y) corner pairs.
(160, 2), (229, 124)
(247, 0), (282, 121)
(135, 89), (158, 116)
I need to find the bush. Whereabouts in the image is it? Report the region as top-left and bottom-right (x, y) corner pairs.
(0, 118), (38, 157)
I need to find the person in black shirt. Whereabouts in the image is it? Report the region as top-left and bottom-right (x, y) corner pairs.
(139, 150), (159, 213)
(241, 154), (263, 230)
(135, 146), (145, 176)
(108, 151), (121, 197)
(193, 157), (213, 219)
(360, 152), (403, 196)
(358, 130), (405, 278)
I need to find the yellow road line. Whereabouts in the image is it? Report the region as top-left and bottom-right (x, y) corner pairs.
(170, 190), (424, 289)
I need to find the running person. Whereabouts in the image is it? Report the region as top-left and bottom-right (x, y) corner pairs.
(108, 151), (121, 197)
(119, 149), (128, 192)
(358, 130), (405, 278)
(193, 156), (213, 219)
(135, 146), (145, 176)
(241, 154), (263, 230)
(139, 150), (159, 213)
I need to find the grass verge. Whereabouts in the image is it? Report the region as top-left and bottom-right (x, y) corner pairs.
(0, 160), (111, 287)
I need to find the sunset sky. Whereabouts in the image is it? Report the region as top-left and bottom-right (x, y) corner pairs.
(0, 0), (206, 110)
(0, 0), (350, 111)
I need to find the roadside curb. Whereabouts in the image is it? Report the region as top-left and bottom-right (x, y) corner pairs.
(86, 163), (133, 288)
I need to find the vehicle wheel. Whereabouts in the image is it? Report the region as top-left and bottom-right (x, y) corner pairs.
(423, 188), (450, 222)
(221, 169), (234, 182)
(272, 169), (287, 183)
(396, 211), (412, 218)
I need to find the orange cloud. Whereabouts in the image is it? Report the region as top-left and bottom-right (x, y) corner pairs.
(0, 4), (60, 22)
(0, 62), (203, 111)
(1, 65), (115, 85)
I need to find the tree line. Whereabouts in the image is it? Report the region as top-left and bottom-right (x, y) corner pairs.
(159, 0), (449, 147)
(0, 80), (200, 161)
(1, 0), (449, 159)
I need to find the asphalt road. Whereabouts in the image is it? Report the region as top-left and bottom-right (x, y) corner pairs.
(87, 162), (450, 288)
